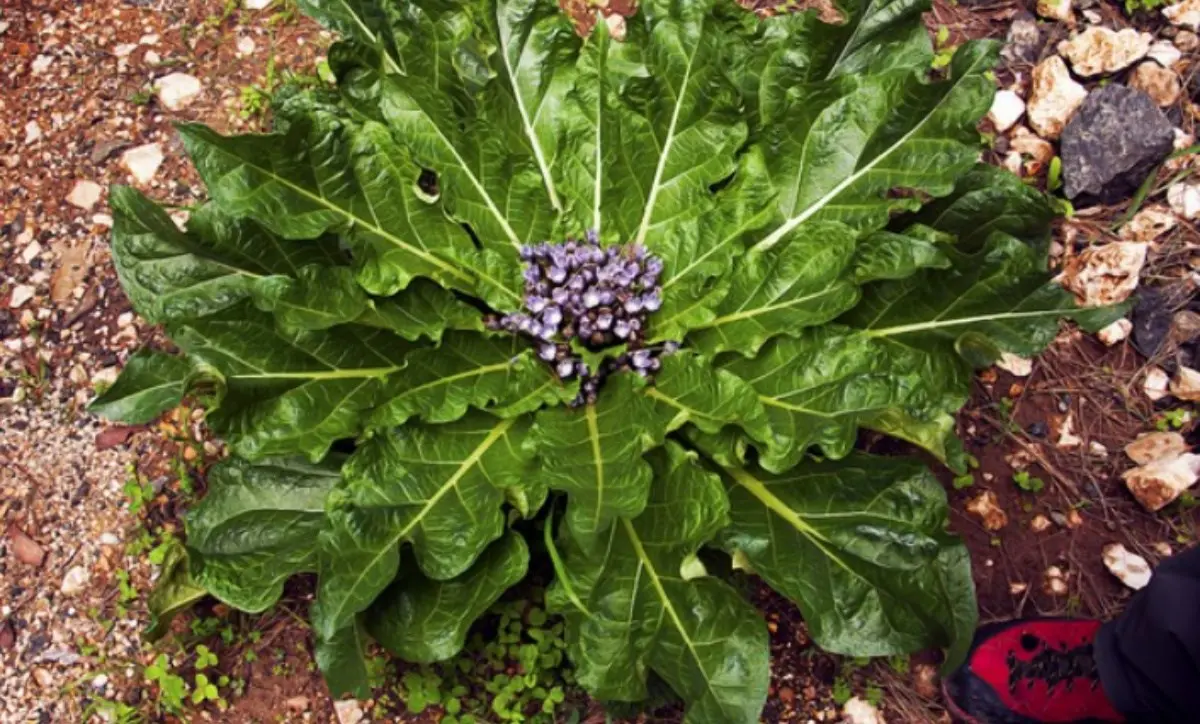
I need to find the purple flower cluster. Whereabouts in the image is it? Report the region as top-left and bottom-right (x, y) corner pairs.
(486, 231), (677, 406)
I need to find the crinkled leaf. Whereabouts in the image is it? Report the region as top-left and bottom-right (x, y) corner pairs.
(254, 265), (369, 332)
(369, 331), (573, 429)
(607, 0), (747, 245)
(146, 539), (207, 641)
(367, 532), (529, 662)
(720, 454), (976, 659)
(109, 187), (344, 325)
(652, 149), (776, 342)
(173, 309), (415, 461)
(528, 373), (664, 549)
(753, 41), (999, 248)
(312, 412), (534, 640)
(645, 351), (772, 447)
(552, 443), (768, 723)
(177, 120), (520, 308)
(853, 225), (953, 283)
(314, 619), (373, 700)
(186, 456), (341, 612)
(88, 348), (190, 424)
(689, 221), (859, 357)
(353, 279), (482, 342)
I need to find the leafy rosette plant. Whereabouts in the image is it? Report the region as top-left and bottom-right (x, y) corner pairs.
(92, 0), (1116, 719)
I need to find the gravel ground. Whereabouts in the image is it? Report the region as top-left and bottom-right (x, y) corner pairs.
(2, 1), (327, 721)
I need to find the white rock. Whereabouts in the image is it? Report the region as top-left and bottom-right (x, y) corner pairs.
(605, 14), (628, 42)
(333, 700), (364, 724)
(1128, 62), (1182, 107)
(92, 366), (121, 388)
(1103, 543), (1153, 590)
(1171, 367), (1200, 401)
(61, 566), (91, 596)
(1124, 453), (1200, 511)
(1057, 412), (1082, 449)
(244, 0), (274, 8)
(997, 352), (1033, 377)
(139, 33), (160, 46)
(1037, 0), (1072, 22)
(93, 213), (114, 228)
(1089, 441), (1109, 458)
(99, 532), (121, 546)
(1027, 56), (1088, 139)
(236, 36), (256, 56)
(1144, 367), (1170, 401)
(24, 120), (42, 144)
(988, 89), (1026, 133)
(8, 285), (35, 308)
(21, 241), (42, 264)
(31, 55), (53, 74)
(113, 42), (137, 58)
(842, 697), (886, 724)
(120, 143), (164, 185)
(1164, 0), (1200, 30)
(1147, 40), (1183, 69)
(1058, 27), (1152, 77)
(1096, 318), (1132, 346)
(144, 50), (161, 65)
(1126, 431), (1189, 465)
(1167, 182), (1200, 220)
(1009, 125), (1055, 174)
(1121, 205), (1177, 241)
(1056, 242), (1148, 307)
(154, 73), (203, 111)
(1044, 566), (1069, 596)
(1175, 128), (1196, 151)
(66, 180), (104, 210)
(967, 491), (1009, 531)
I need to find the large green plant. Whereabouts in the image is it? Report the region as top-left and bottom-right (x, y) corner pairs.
(93, 0), (1114, 719)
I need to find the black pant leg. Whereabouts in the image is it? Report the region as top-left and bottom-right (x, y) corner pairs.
(1095, 545), (1200, 723)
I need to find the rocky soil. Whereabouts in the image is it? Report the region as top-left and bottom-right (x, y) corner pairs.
(1, 0), (1198, 722)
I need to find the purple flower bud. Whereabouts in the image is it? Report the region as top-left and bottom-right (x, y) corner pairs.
(632, 245), (646, 260)
(556, 359), (576, 379)
(596, 311), (613, 331)
(527, 320), (543, 338)
(524, 266), (541, 284)
(526, 295), (547, 314)
(624, 297), (643, 314)
(538, 343), (558, 361)
(614, 320), (631, 339)
(551, 287), (569, 305)
(638, 274), (657, 289)
(567, 275), (585, 292)
(642, 290), (662, 312)
(583, 289), (601, 308)
(628, 318), (642, 332)
(565, 240), (576, 253)
(663, 341), (680, 354)
(631, 349), (652, 368)
(542, 306), (563, 329)
(534, 243), (550, 259)
(535, 281), (550, 295)
(520, 245), (534, 261)
(645, 258), (664, 276)
(518, 317), (534, 334)
(607, 246), (621, 260)
(586, 229), (599, 245)
(598, 289), (615, 305)
(647, 357), (661, 372)
(569, 292), (582, 306)
(625, 261), (640, 278)
(548, 266), (568, 284)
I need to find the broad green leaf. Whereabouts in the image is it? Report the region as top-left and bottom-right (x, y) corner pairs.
(853, 225), (953, 283)
(186, 457), (341, 612)
(607, 0), (747, 245)
(378, 75), (554, 257)
(557, 14), (617, 234)
(554, 444), (768, 723)
(177, 120), (521, 308)
(353, 279), (483, 342)
(487, 0), (581, 213)
(253, 265), (369, 332)
(645, 352), (773, 448)
(528, 373), (664, 549)
(688, 221), (860, 357)
(313, 412), (534, 640)
(912, 163), (1059, 251)
(173, 309), (415, 461)
(652, 149), (776, 342)
(367, 532), (529, 662)
(146, 539), (208, 641)
(753, 41), (999, 249)
(720, 454), (976, 659)
(726, 0), (933, 127)
(109, 187), (345, 325)
(314, 619), (373, 700)
(89, 348), (190, 424)
(369, 331), (573, 429)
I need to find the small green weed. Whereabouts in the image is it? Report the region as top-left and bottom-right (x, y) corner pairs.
(1124, 0), (1169, 13)
(1013, 470), (1045, 494)
(952, 473), (975, 490)
(1155, 409), (1191, 431)
(145, 654), (189, 714)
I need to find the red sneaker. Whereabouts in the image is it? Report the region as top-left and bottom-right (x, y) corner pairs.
(943, 618), (1125, 723)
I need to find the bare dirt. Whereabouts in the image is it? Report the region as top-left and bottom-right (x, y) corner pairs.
(2, 0), (1198, 722)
